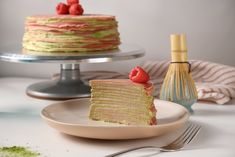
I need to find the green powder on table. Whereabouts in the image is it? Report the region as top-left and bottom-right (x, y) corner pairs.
(0, 146), (40, 157)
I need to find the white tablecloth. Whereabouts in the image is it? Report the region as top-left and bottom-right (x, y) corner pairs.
(0, 77), (234, 157)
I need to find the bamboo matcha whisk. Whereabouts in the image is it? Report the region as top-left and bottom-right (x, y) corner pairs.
(160, 34), (197, 113)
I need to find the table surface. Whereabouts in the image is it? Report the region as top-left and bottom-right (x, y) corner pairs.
(0, 77), (234, 157)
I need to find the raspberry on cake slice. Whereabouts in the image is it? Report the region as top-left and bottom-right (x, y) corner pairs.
(89, 67), (157, 125)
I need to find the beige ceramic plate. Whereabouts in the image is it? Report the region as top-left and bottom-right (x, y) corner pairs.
(41, 98), (189, 140)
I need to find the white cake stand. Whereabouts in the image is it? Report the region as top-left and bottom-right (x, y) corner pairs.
(0, 44), (145, 100)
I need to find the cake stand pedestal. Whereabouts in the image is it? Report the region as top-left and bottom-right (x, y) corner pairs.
(27, 64), (90, 99)
(0, 44), (145, 100)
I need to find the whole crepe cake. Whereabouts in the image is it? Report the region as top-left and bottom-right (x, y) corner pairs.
(89, 67), (157, 125)
(22, 1), (120, 53)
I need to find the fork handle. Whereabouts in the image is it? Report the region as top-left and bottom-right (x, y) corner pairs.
(104, 146), (159, 157)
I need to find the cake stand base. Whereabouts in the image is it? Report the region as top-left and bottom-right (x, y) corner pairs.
(26, 64), (90, 100)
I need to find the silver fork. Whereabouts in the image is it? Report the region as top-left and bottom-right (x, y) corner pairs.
(105, 123), (201, 157)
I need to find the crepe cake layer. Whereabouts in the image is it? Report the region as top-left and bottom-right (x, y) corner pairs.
(89, 79), (157, 125)
(23, 14), (120, 52)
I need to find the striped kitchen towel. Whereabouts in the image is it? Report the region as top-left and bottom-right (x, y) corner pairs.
(55, 60), (235, 104)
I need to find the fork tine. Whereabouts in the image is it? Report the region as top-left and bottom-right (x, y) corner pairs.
(174, 124), (198, 145)
(175, 124), (200, 146)
(185, 125), (201, 144)
(170, 122), (194, 145)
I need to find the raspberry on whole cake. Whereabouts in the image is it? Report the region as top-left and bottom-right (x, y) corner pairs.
(89, 67), (157, 125)
(22, 1), (120, 53)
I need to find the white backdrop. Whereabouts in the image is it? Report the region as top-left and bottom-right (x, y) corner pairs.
(0, 0), (235, 78)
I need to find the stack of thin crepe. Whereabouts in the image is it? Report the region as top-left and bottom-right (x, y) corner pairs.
(89, 79), (157, 125)
(23, 14), (120, 52)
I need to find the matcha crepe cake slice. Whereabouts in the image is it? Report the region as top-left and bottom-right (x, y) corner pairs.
(89, 79), (157, 125)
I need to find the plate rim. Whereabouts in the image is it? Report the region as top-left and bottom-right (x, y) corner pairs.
(41, 98), (190, 128)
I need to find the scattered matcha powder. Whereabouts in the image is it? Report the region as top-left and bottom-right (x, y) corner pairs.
(0, 146), (40, 157)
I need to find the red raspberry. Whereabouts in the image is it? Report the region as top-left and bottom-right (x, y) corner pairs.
(129, 66), (150, 83)
(67, 0), (79, 6)
(69, 4), (84, 15)
(56, 3), (69, 15)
